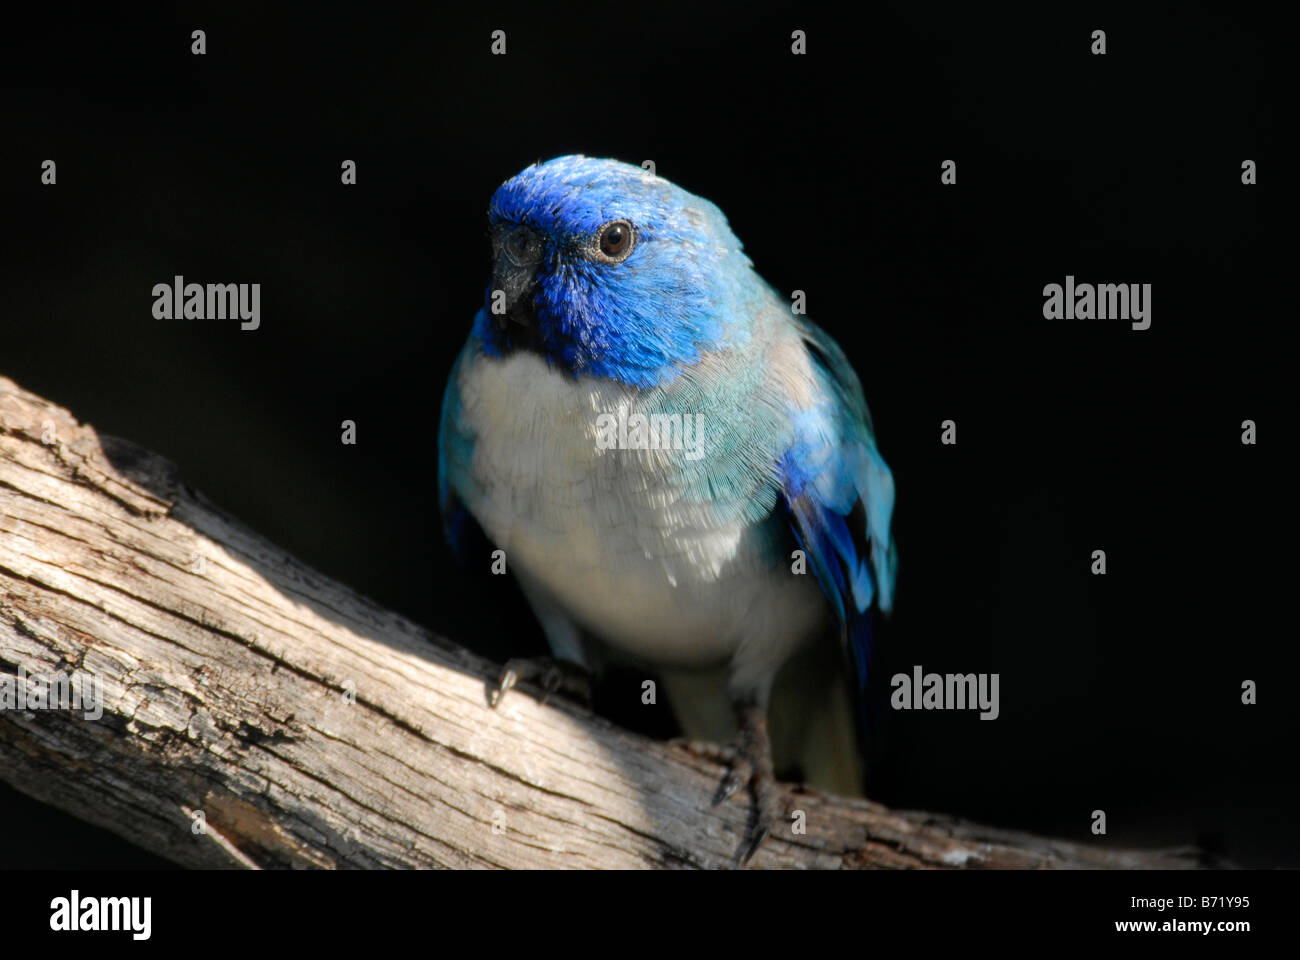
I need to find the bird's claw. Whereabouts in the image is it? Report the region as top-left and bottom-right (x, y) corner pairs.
(714, 765), (749, 805)
(675, 732), (774, 865)
(488, 657), (592, 709)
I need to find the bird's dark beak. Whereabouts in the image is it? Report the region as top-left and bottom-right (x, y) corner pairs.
(489, 225), (544, 329)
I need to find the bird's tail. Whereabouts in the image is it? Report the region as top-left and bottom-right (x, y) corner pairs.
(768, 637), (865, 796)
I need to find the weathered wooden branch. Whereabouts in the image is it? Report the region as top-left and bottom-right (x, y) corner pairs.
(0, 376), (1200, 869)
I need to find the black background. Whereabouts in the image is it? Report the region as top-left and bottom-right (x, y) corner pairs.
(1, 2), (1290, 869)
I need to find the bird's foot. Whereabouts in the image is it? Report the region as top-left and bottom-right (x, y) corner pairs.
(488, 657), (592, 709)
(674, 701), (775, 866)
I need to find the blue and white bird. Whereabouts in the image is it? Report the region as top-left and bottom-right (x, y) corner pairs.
(438, 155), (897, 862)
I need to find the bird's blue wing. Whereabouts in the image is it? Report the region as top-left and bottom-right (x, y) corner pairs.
(778, 318), (897, 693)
(437, 332), (478, 559)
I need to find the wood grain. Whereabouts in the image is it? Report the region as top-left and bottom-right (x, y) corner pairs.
(0, 376), (1201, 869)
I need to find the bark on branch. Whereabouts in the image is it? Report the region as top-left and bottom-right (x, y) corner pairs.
(0, 376), (1201, 869)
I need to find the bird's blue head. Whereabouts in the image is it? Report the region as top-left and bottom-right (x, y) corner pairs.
(475, 155), (755, 388)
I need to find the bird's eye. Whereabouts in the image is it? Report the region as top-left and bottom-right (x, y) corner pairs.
(597, 220), (634, 261)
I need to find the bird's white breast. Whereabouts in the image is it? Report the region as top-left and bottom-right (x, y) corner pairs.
(449, 349), (826, 675)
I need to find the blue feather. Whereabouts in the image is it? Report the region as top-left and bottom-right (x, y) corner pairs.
(778, 320), (898, 699)
(437, 345), (475, 560)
